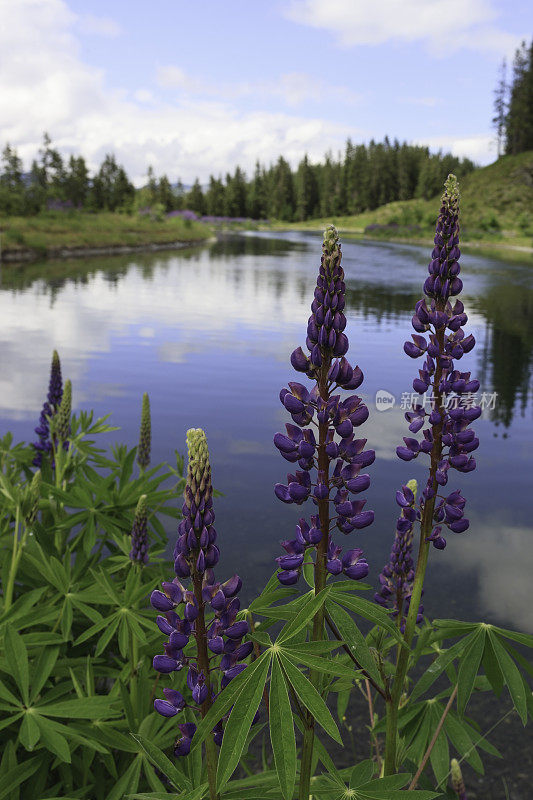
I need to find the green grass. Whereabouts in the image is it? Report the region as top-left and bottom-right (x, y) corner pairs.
(267, 151), (533, 252)
(0, 210), (210, 256)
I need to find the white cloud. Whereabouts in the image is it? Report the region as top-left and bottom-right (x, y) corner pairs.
(417, 134), (496, 164)
(77, 13), (122, 37)
(156, 65), (361, 108)
(285, 0), (521, 55)
(0, 0), (357, 183)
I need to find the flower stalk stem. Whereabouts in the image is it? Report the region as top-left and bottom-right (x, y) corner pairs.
(384, 322), (445, 775)
(3, 505), (21, 613)
(192, 569), (219, 800)
(298, 366), (330, 800)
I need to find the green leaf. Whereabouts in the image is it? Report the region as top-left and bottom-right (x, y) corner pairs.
(0, 757), (40, 800)
(489, 632), (528, 724)
(444, 713), (483, 774)
(216, 652), (270, 791)
(281, 648), (356, 679)
(279, 654), (342, 743)
(4, 624), (29, 705)
(34, 715), (71, 762)
(106, 755), (142, 800)
(457, 627), (485, 716)
(326, 601), (383, 687)
(331, 593), (404, 643)
(191, 652), (267, 752)
(410, 636), (471, 702)
(19, 712), (40, 751)
(481, 635), (504, 697)
(428, 705), (449, 787)
(30, 646), (59, 703)
(269, 657), (296, 800)
(349, 759), (375, 787)
(37, 697), (119, 719)
(277, 588), (330, 644)
(130, 734), (191, 792)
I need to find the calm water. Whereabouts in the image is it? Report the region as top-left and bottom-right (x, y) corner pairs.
(1, 233), (532, 632)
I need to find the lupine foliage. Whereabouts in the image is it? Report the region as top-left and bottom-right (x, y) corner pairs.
(0, 177), (532, 800)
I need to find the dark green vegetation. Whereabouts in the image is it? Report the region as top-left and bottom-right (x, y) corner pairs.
(0, 211), (210, 259)
(278, 151), (533, 250)
(493, 39), (533, 157)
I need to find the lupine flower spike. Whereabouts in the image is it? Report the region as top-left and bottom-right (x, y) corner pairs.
(450, 758), (468, 800)
(398, 174), (480, 551)
(137, 392), (151, 471)
(151, 429), (250, 757)
(375, 479), (423, 630)
(32, 349), (63, 466)
(274, 225), (374, 586)
(130, 494), (149, 564)
(55, 379), (72, 446)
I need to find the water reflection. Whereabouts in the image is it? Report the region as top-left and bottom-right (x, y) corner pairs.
(0, 233), (531, 630)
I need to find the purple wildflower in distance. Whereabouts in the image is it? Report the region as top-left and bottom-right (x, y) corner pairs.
(150, 429), (251, 755)
(375, 479), (423, 630)
(398, 175), (480, 551)
(274, 226), (374, 585)
(32, 350), (63, 467)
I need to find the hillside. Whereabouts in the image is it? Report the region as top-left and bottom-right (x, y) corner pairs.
(276, 151), (533, 249)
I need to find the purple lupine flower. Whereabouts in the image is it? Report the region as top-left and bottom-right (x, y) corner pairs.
(397, 175), (479, 550)
(375, 479), (423, 630)
(129, 494), (149, 564)
(274, 226), (374, 585)
(32, 350), (63, 467)
(151, 429), (251, 755)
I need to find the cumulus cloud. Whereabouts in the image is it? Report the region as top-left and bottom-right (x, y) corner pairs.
(416, 134), (496, 164)
(284, 0), (520, 55)
(0, 0), (357, 184)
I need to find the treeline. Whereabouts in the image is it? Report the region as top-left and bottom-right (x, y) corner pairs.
(0, 133), (476, 221)
(493, 39), (533, 157)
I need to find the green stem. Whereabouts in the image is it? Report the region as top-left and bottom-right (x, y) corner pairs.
(192, 570), (219, 800)
(3, 505), (20, 613)
(298, 362), (330, 800)
(384, 316), (446, 775)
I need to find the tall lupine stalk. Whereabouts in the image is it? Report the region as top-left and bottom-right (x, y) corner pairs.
(384, 175), (481, 774)
(151, 429), (249, 800)
(274, 226), (374, 800)
(32, 349), (63, 467)
(137, 392), (151, 473)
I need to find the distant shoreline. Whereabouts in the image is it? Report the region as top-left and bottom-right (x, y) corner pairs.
(0, 237), (212, 264)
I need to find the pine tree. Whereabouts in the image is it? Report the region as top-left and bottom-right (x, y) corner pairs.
(492, 58), (508, 158)
(505, 40), (533, 155)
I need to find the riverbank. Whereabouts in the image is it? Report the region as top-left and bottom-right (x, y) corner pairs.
(0, 211), (211, 262)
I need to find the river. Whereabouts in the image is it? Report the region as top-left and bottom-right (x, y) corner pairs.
(1, 231), (532, 634)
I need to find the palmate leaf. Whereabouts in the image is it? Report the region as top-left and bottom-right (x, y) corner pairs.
(0, 757), (40, 800)
(34, 715), (71, 762)
(457, 627), (485, 716)
(330, 591), (405, 644)
(278, 653), (342, 743)
(277, 587), (330, 643)
(488, 631), (528, 723)
(410, 636), (471, 702)
(216, 651), (270, 791)
(326, 600), (383, 688)
(428, 704), (449, 788)
(3, 624), (29, 705)
(269, 656), (296, 800)
(130, 734), (191, 793)
(443, 712), (484, 774)
(191, 651), (272, 752)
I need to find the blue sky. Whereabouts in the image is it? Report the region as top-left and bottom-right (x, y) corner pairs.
(2, 0), (531, 183)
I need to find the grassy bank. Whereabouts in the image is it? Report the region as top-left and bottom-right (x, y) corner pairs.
(267, 151), (533, 254)
(0, 210), (210, 259)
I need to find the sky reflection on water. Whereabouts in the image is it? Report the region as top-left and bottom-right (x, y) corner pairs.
(1, 232), (532, 630)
